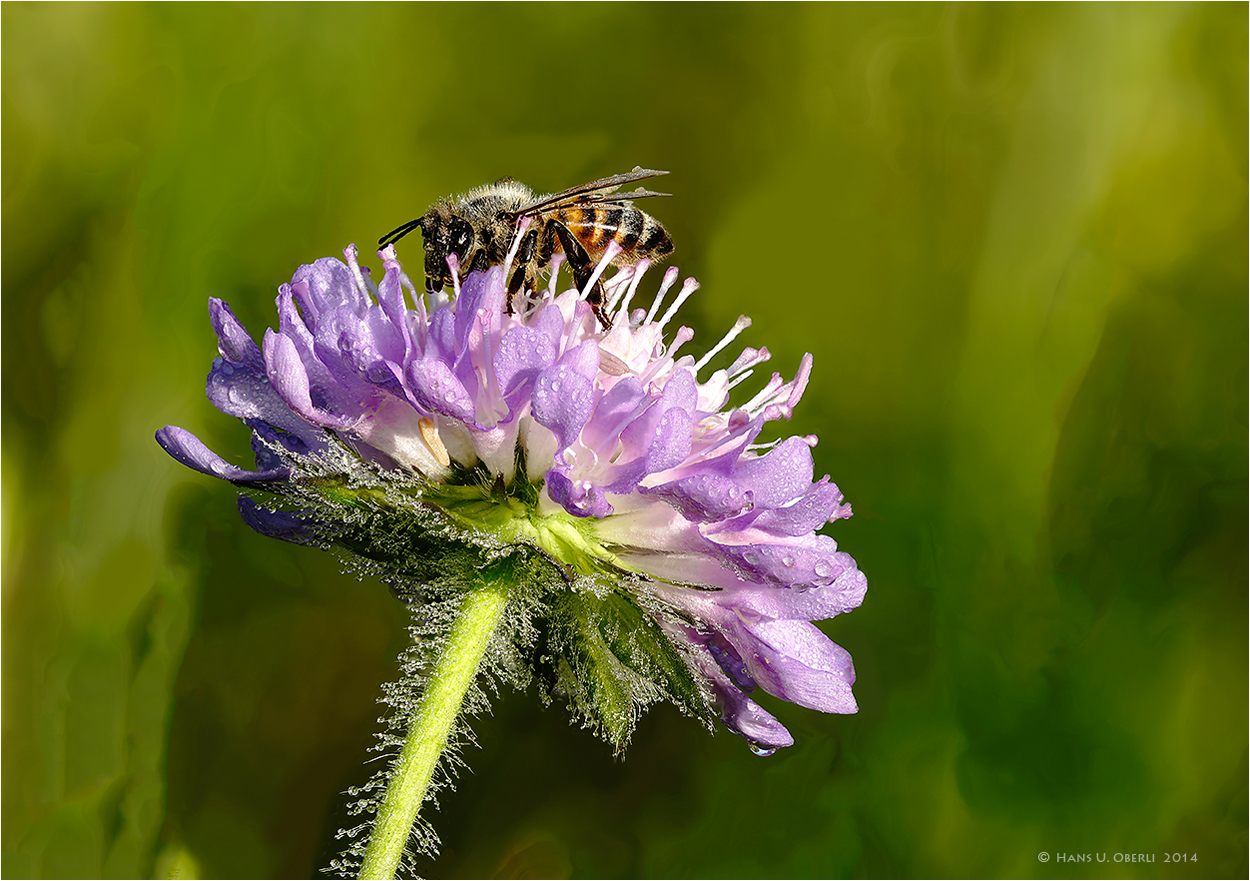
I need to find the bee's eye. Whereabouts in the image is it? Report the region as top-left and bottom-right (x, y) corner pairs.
(448, 219), (474, 257)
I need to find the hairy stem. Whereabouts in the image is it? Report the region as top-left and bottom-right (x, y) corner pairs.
(359, 580), (510, 880)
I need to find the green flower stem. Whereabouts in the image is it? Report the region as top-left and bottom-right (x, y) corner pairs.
(359, 579), (510, 880)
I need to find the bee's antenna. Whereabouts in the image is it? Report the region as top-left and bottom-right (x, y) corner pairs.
(378, 216), (425, 248)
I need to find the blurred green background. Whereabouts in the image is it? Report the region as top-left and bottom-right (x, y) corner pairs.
(4, 3), (1245, 878)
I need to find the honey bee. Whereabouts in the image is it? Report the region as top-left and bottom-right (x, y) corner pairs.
(378, 167), (674, 327)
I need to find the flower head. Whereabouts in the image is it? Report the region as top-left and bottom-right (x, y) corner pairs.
(157, 237), (866, 753)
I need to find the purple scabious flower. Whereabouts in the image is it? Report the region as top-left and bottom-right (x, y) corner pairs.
(157, 235), (866, 754)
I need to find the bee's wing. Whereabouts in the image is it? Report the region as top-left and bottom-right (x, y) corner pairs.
(576, 187), (672, 205)
(518, 167), (671, 217)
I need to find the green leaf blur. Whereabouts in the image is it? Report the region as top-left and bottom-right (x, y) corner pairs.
(3, 3), (1245, 879)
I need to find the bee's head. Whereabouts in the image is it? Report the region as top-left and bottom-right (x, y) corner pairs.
(419, 204), (475, 294)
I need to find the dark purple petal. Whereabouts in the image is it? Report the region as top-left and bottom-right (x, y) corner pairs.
(263, 330), (351, 428)
(454, 266), (505, 348)
(374, 259), (415, 356)
(710, 532), (851, 587)
(642, 471), (752, 521)
(312, 306), (402, 393)
(706, 633), (756, 692)
(727, 565), (867, 621)
(494, 316), (560, 400)
(267, 294), (367, 427)
(638, 430), (822, 532)
(407, 357), (476, 422)
(636, 421), (762, 521)
(580, 377), (646, 452)
(204, 299), (327, 452)
(545, 468), (613, 518)
(209, 299), (263, 370)
(733, 436), (815, 508)
(688, 644), (794, 750)
(426, 307), (457, 361)
(583, 370), (701, 496)
(291, 257), (366, 321)
(716, 687), (795, 752)
(726, 617), (858, 714)
(643, 405), (695, 474)
(156, 426), (289, 484)
(362, 304), (409, 370)
(618, 368), (696, 456)
(532, 339), (599, 451)
(206, 359), (326, 454)
(237, 497), (319, 544)
(747, 479), (847, 536)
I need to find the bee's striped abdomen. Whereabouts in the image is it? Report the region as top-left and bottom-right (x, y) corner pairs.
(555, 204), (671, 263)
(637, 214), (674, 258)
(557, 205), (619, 251)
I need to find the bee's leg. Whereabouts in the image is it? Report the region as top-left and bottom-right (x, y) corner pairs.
(538, 221), (560, 262)
(466, 249), (489, 275)
(586, 285), (612, 329)
(551, 222), (611, 328)
(506, 228), (540, 315)
(516, 226), (539, 267)
(507, 264), (527, 314)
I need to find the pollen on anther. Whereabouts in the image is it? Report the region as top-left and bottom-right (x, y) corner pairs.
(597, 347), (630, 376)
(418, 417), (451, 467)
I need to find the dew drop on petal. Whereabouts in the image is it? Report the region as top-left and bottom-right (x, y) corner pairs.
(748, 742), (777, 757)
(814, 559), (834, 579)
(782, 554), (796, 568)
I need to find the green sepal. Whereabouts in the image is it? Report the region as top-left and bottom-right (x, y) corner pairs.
(542, 586), (712, 752)
(250, 469), (565, 599)
(248, 452), (715, 754)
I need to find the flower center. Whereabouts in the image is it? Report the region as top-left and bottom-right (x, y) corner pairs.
(422, 463), (622, 577)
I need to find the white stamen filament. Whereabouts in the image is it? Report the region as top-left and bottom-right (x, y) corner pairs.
(581, 240), (623, 300)
(346, 245), (372, 298)
(605, 267), (633, 312)
(657, 278), (699, 330)
(446, 253), (463, 302)
(601, 274), (634, 320)
(666, 326), (695, 360)
(742, 373), (786, 413)
(727, 347), (771, 379)
(546, 253), (565, 298)
(502, 216), (532, 283)
(645, 266), (681, 325)
(611, 259), (651, 327)
(396, 260), (424, 321)
(746, 437), (785, 453)
(695, 315), (752, 373)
